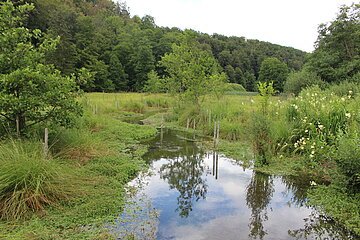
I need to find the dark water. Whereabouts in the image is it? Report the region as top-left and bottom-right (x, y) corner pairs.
(113, 129), (356, 240)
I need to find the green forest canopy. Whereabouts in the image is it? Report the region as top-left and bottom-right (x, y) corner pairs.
(3, 1), (358, 94)
(18, 0), (307, 92)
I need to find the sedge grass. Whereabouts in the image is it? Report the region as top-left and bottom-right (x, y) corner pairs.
(0, 141), (79, 220)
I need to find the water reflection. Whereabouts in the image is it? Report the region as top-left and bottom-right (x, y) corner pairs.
(115, 129), (357, 240)
(160, 151), (208, 217)
(246, 172), (274, 239)
(281, 176), (309, 207)
(288, 212), (356, 239)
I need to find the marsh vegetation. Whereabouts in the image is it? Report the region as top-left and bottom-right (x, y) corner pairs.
(0, 0), (359, 239)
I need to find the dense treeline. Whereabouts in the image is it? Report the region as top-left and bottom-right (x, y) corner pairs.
(284, 3), (360, 95)
(21, 0), (306, 92)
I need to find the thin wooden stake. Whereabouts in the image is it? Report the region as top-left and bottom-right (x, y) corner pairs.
(213, 120), (217, 147)
(160, 127), (163, 145)
(186, 118), (190, 129)
(44, 128), (48, 158)
(16, 116), (20, 137)
(215, 152), (219, 180)
(161, 114), (164, 129)
(216, 121), (220, 145)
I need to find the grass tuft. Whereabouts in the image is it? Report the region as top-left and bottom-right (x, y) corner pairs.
(0, 141), (78, 220)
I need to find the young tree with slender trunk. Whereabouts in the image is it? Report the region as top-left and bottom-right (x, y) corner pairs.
(0, 1), (82, 135)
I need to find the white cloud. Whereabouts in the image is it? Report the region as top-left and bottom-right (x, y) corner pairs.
(123, 0), (355, 52)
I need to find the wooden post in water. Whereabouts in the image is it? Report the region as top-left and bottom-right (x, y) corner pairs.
(193, 119), (196, 139)
(213, 120), (217, 147)
(44, 128), (48, 158)
(215, 152), (219, 180)
(213, 120), (221, 148)
(186, 118), (190, 130)
(160, 126), (164, 145)
(212, 151), (215, 176)
(160, 114), (164, 145)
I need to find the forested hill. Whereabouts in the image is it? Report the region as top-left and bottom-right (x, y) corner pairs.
(25, 0), (307, 92)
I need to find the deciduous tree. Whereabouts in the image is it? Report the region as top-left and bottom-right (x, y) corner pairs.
(0, 1), (82, 135)
(308, 3), (360, 83)
(160, 37), (227, 105)
(258, 57), (289, 92)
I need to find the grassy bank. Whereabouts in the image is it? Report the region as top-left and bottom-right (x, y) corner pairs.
(0, 89), (359, 238)
(0, 103), (157, 239)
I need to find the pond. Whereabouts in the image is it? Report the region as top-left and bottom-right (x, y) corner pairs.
(113, 129), (355, 240)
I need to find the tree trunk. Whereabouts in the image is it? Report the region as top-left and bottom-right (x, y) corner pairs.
(15, 113), (26, 136)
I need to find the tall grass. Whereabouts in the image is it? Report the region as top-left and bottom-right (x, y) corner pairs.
(0, 141), (78, 220)
(83, 93), (172, 115)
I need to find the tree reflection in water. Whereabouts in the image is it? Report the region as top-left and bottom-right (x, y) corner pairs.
(288, 212), (357, 239)
(281, 175), (309, 207)
(246, 172), (274, 240)
(159, 148), (208, 218)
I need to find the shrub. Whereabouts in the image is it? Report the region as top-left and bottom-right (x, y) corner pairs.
(284, 69), (326, 95)
(334, 133), (360, 193)
(0, 141), (77, 220)
(277, 86), (359, 184)
(223, 83), (246, 95)
(326, 80), (360, 98)
(250, 113), (272, 165)
(284, 86), (352, 146)
(143, 70), (167, 93)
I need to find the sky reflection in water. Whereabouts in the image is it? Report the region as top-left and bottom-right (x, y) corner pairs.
(115, 129), (355, 240)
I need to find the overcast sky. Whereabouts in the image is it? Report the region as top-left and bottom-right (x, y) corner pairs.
(123, 0), (355, 52)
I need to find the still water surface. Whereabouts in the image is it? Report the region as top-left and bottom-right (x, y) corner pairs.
(114, 129), (355, 240)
